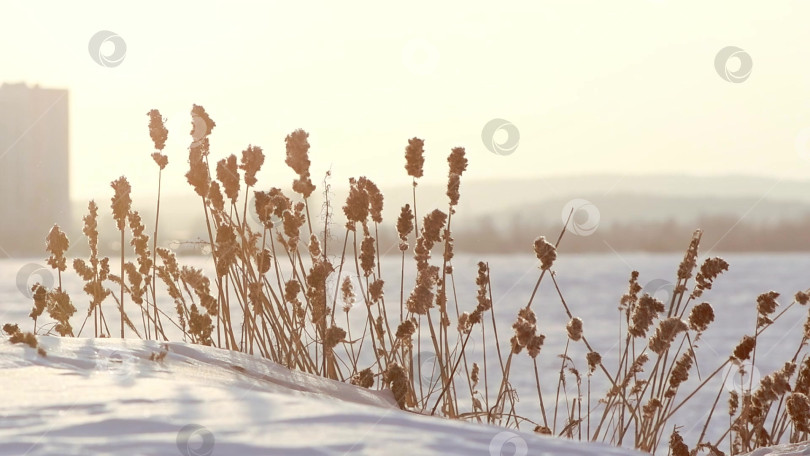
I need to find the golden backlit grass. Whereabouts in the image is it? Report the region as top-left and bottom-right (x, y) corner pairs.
(11, 105), (810, 455)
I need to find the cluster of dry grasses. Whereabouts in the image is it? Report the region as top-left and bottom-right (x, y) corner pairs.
(11, 105), (810, 455)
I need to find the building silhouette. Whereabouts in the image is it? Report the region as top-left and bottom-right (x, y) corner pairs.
(0, 83), (70, 255)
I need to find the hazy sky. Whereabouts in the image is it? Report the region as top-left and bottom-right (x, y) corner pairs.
(4, 1), (810, 201)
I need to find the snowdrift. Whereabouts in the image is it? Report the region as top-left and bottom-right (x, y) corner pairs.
(0, 336), (732, 455)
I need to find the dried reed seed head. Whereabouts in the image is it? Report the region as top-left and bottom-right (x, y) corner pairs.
(46, 288), (76, 336)
(214, 224), (239, 276)
(774, 362), (797, 395)
(728, 390), (739, 416)
(534, 426), (552, 435)
(360, 234), (376, 277)
(191, 104), (216, 137)
(527, 334), (545, 358)
(207, 181), (225, 213)
(151, 152), (168, 170)
(471, 362), (480, 388)
(795, 358), (810, 395)
(110, 176), (132, 231)
(757, 291), (780, 316)
(147, 109), (169, 151)
(566, 317), (583, 341)
(340, 276), (355, 311)
(216, 154), (241, 203)
(421, 209), (447, 248)
(649, 317), (688, 355)
(185, 145), (210, 197)
(619, 270), (642, 312)
(363, 178), (384, 224)
(45, 224), (69, 272)
(642, 398), (662, 419)
(29, 284), (47, 320)
(285, 128), (316, 197)
(512, 306), (540, 354)
(396, 204), (414, 249)
(382, 363), (409, 409)
(458, 312), (472, 334)
(693, 257), (730, 297)
(446, 173), (461, 208)
(475, 262), (492, 312)
(257, 249), (272, 274)
(81, 200), (100, 256)
(787, 393), (810, 433)
(448, 146), (468, 176)
(404, 137), (425, 179)
(369, 279), (384, 303)
(343, 177), (370, 227)
(441, 229), (455, 264)
(239, 145), (264, 187)
(406, 264), (437, 315)
(350, 368), (375, 389)
(669, 430), (690, 456)
(677, 229), (702, 281)
(587, 351), (601, 374)
(533, 236), (556, 270)
(669, 350), (694, 390)
(797, 291), (810, 305)
(268, 188), (292, 219)
(395, 319), (416, 341)
(323, 325), (347, 351)
(284, 280), (301, 302)
(629, 294), (665, 338)
(733, 335), (756, 361)
(253, 190), (277, 228)
(282, 204), (307, 247)
(445, 147), (468, 208)
(309, 234), (321, 258)
(688, 302), (715, 332)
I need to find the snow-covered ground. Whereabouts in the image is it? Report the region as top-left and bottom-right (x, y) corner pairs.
(1, 336), (645, 456)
